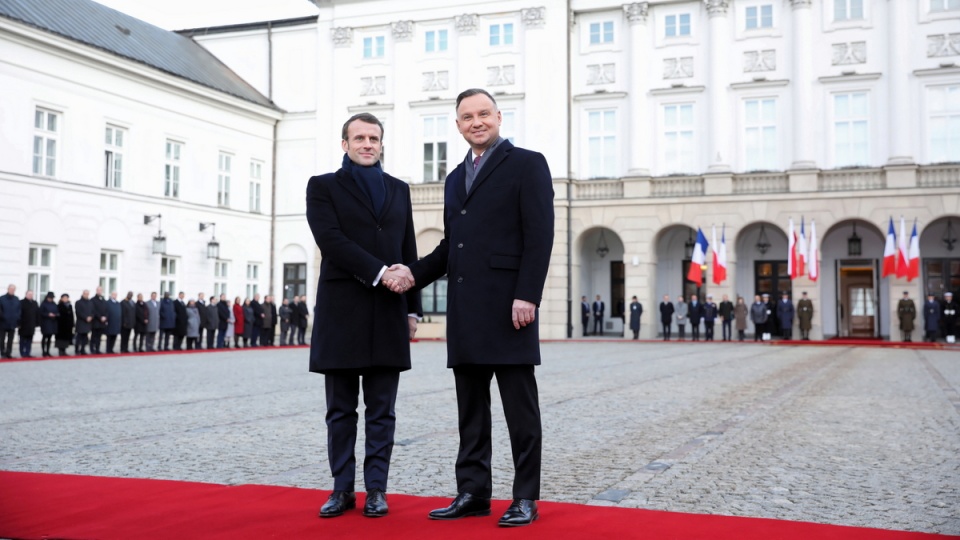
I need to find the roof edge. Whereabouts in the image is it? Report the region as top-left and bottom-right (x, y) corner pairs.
(176, 15), (318, 37)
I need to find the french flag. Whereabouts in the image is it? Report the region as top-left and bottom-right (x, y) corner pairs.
(788, 218), (798, 279)
(896, 217), (909, 279)
(808, 220), (819, 282)
(687, 227), (709, 286)
(797, 218), (808, 278)
(882, 218), (897, 278)
(907, 220), (920, 282)
(712, 225), (727, 285)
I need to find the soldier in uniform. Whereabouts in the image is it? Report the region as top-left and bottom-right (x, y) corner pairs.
(776, 291), (795, 340)
(897, 291), (917, 342)
(941, 292), (958, 342)
(797, 291), (814, 340)
(702, 295), (718, 341)
(923, 293), (941, 343)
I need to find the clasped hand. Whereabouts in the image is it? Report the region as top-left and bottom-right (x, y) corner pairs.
(382, 264), (414, 293)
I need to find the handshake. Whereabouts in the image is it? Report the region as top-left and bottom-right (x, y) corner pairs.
(382, 264), (414, 294)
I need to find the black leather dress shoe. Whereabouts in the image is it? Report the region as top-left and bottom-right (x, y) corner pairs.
(428, 493), (491, 520)
(318, 491), (356, 518)
(498, 499), (538, 527)
(362, 488), (388, 517)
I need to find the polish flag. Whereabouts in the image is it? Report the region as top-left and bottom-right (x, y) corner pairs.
(797, 217), (808, 279)
(712, 225), (727, 285)
(687, 228), (709, 286)
(788, 218), (798, 279)
(896, 217), (909, 279)
(907, 220), (920, 282)
(808, 220), (819, 282)
(882, 218), (897, 278)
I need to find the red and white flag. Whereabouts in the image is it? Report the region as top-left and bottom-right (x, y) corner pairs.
(907, 220), (920, 282)
(896, 217), (909, 279)
(788, 218), (798, 279)
(712, 225), (727, 285)
(797, 218), (808, 278)
(882, 218), (897, 278)
(808, 220), (819, 282)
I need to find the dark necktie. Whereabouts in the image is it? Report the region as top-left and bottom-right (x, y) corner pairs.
(466, 155), (481, 193)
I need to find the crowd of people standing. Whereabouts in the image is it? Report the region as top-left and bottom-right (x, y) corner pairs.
(655, 291), (815, 342)
(0, 284), (311, 359)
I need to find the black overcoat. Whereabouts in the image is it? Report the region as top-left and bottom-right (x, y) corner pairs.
(134, 301), (149, 333)
(75, 298), (93, 334)
(39, 300), (59, 335)
(19, 299), (39, 336)
(91, 295), (108, 330)
(174, 300), (188, 336)
(411, 140), (555, 367)
(306, 166), (421, 374)
(56, 301), (74, 343)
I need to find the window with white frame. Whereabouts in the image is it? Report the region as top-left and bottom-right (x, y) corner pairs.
(931, 0), (960, 11)
(422, 115), (448, 182)
(745, 5), (773, 29)
(834, 0), (864, 21)
(99, 250), (120, 294)
(249, 160), (262, 213)
(165, 140), (182, 198)
(489, 23), (514, 46)
(833, 92), (869, 167)
(744, 98), (778, 171)
(104, 125), (125, 189)
(425, 29), (448, 52)
(246, 263), (260, 299)
(33, 108), (59, 177)
(27, 245), (53, 294)
(928, 85), (960, 163)
(160, 256), (178, 296)
(662, 103), (696, 174)
(363, 35), (385, 58)
(214, 261), (229, 297)
(218, 152), (232, 207)
(665, 14), (691, 37)
(589, 21), (614, 44)
(501, 110), (517, 144)
(587, 110), (618, 179)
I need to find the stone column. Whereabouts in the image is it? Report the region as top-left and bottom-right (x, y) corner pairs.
(790, 0), (816, 170)
(624, 3), (650, 176)
(390, 21), (415, 181)
(705, 0), (731, 173)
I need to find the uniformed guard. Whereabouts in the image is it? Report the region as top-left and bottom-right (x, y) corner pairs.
(942, 292), (958, 343)
(923, 293), (941, 343)
(797, 291), (814, 341)
(897, 291), (917, 342)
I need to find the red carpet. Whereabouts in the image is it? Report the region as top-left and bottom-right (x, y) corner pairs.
(0, 472), (951, 540)
(0, 345), (309, 364)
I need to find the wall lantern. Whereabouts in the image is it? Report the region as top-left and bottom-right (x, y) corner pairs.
(848, 222), (862, 257)
(199, 222), (219, 259)
(596, 229), (609, 258)
(755, 225), (771, 255)
(144, 214), (166, 255)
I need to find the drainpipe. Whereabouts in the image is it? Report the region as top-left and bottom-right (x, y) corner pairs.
(267, 21), (277, 296)
(565, 1), (573, 339)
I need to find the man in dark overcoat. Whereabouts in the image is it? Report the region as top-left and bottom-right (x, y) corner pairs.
(942, 292), (958, 341)
(216, 293), (231, 348)
(659, 294), (674, 341)
(74, 290), (93, 355)
(629, 295), (642, 340)
(18, 290), (39, 358)
(90, 286), (108, 354)
(0, 284), (20, 359)
(297, 295), (310, 345)
(158, 292), (175, 351)
(306, 112), (421, 519)
(924, 293), (941, 342)
(777, 291), (795, 340)
(120, 292), (136, 353)
(104, 291), (122, 354)
(406, 89), (554, 527)
(173, 292), (187, 351)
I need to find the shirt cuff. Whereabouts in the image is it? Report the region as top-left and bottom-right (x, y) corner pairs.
(372, 265), (388, 287)
(408, 314), (421, 321)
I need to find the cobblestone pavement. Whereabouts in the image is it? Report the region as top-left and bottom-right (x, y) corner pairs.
(1, 341), (958, 534)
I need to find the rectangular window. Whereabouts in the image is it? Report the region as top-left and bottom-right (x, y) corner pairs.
(165, 140), (182, 198)
(104, 125), (125, 189)
(363, 35), (385, 58)
(422, 115), (448, 182)
(160, 256), (178, 296)
(501, 110), (517, 144)
(249, 160), (262, 213)
(589, 21), (614, 44)
(27, 245), (53, 293)
(744, 98), (777, 171)
(929, 85), (960, 163)
(422, 277), (448, 314)
(489, 23), (514, 46)
(99, 250), (120, 294)
(587, 109), (617, 179)
(425, 29), (448, 52)
(33, 108), (59, 177)
(665, 14), (691, 37)
(834, 92), (869, 167)
(246, 263), (260, 299)
(662, 103), (696, 174)
(214, 261), (229, 297)
(746, 5), (773, 29)
(834, 0), (864, 21)
(931, 0), (960, 11)
(218, 152), (232, 207)
(282, 263), (307, 302)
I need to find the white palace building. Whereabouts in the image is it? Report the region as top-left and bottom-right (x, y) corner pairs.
(1, 0), (959, 341)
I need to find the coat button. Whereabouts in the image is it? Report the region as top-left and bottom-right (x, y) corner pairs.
(458, 243), (463, 248)
(461, 209), (467, 215)
(377, 226), (382, 231)
(457, 277), (463, 283)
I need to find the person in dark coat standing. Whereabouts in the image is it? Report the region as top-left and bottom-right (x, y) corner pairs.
(579, 296), (590, 336)
(592, 294), (605, 336)
(204, 296), (219, 350)
(217, 294), (231, 348)
(279, 298), (293, 345)
(241, 299), (254, 346)
(250, 294), (264, 347)
(39, 292), (59, 357)
(628, 296), (642, 340)
(145, 292), (159, 352)
(74, 290), (93, 355)
(297, 295), (310, 345)
(90, 286), (108, 354)
(405, 89), (554, 527)
(307, 112), (422, 520)
(18, 290), (39, 358)
(776, 292), (795, 340)
(702, 295), (718, 341)
(120, 292), (135, 353)
(105, 291), (122, 354)
(797, 292), (814, 340)
(750, 294), (768, 342)
(56, 294), (74, 356)
(923, 293), (941, 342)
(0, 284), (21, 359)
(688, 294), (703, 341)
(262, 295), (277, 346)
(734, 296), (749, 341)
(173, 292), (188, 351)
(158, 292), (175, 351)
(658, 295), (674, 341)
(897, 291), (917, 342)
(942, 292), (958, 342)
(718, 294), (734, 342)
(134, 293), (148, 352)
(195, 293), (207, 350)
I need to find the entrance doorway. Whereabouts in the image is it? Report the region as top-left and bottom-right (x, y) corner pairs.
(282, 263), (306, 302)
(837, 262), (878, 338)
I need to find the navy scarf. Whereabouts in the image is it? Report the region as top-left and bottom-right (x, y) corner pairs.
(342, 153), (385, 215)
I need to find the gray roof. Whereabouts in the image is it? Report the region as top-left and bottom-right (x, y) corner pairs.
(0, 0), (277, 109)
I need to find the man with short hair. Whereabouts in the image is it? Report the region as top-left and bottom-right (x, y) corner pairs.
(688, 294), (703, 341)
(217, 293), (231, 348)
(718, 294), (734, 342)
(297, 295), (310, 345)
(777, 291), (795, 341)
(105, 291), (122, 353)
(580, 296), (590, 337)
(628, 296), (642, 340)
(18, 290), (39, 358)
(942, 292), (958, 342)
(90, 286), (108, 354)
(592, 294), (604, 336)
(196, 292), (207, 350)
(897, 291), (917, 342)
(158, 291), (175, 351)
(146, 292), (160, 351)
(120, 292), (136, 353)
(703, 295), (718, 341)
(0, 284), (21, 358)
(797, 292), (814, 340)
(279, 297), (293, 345)
(173, 291), (188, 350)
(658, 294), (673, 341)
(204, 296), (219, 350)
(250, 293), (263, 347)
(750, 294), (768, 342)
(923, 293), (941, 343)
(75, 290), (93, 355)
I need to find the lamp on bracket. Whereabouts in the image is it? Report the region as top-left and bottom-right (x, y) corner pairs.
(756, 224), (771, 255)
(848, 222), (862, 257)
(684, 228), (695, 260)
(596, 229), (610, 259)
(144, 214), (166, 255)
(199, 222), (219, 260)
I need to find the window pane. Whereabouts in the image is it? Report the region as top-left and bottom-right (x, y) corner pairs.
(761, 5), (773, 26)
(40, 274), (50, 292)
(29, 247), (37, 266)
(35, 110), (43, 129)
(504, 23), (513, 45)
(746, 6), (757, 29)
(47, 113), (57, 132)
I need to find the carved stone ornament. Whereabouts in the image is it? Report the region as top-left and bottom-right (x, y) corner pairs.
(790, 0), (813, 6)
(391, 20), (414, 41)
(927, 34), (960, 58)
(521, 7), (546, 27)
(456, 14), (479, 34)
(587, 63), (616, 85)
(331, 27), (353, 47)
(622, 3), (649, 23)
(422, 71), (449, 92)
(831, 42), (866, 65)
(663, 57), (694, 79)
(703, 0), (730, 16)
(743, 50), (776, 72)
(360, 76), (386, 96)
(487, 65), (516, 86)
